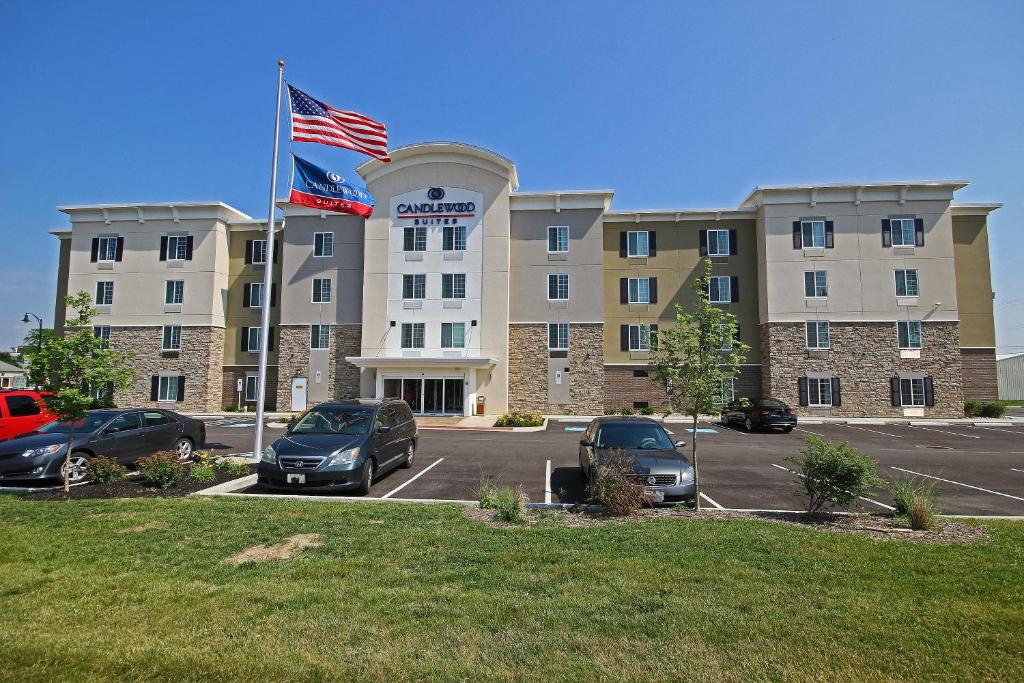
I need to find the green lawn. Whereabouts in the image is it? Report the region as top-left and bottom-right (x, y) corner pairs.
(1, 497), (1021, 682)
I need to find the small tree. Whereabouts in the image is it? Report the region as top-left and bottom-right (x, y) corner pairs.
(21, 292), (134, 492)
(788, 435), (883, 513)
(649, 258), (749, 510)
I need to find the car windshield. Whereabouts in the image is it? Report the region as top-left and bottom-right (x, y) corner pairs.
(756, 399), (787, 409)
(36, 413), (115, 434)
(595, 423), (674, 450)
(290, 407), (373, 435)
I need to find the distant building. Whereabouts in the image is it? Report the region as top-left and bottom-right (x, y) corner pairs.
(0, 360), (27, 389)
(998, 354), (1024, 400)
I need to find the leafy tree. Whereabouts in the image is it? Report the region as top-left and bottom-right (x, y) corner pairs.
(649, 258), (749, 510)
(0, 351), (20, 366)
(21, 292), (134, 492)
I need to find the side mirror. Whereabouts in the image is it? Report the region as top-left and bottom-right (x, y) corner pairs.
(673, 440), (687, 448)
(579, 439), (592, 447)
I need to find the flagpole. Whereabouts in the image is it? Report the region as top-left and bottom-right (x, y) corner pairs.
(253, 59), (285, 463)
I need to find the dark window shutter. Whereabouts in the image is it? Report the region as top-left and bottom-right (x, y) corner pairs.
(270, 283), (277, 307)
(241, 327), (248, 352)
(882, 219), (892, 247)
(273, 239), (280, 263)
(115, 237), (124, 261)
(185, 235), (194, 260)
(245, 240), (253, 264)
(698, 230), (708, 256)
(620, 325), (629, 351)
(90, 238), (99, 262)
(268, 327), (275, 352)
(924, 377), (935, 407)
(159, 236), (168, 261)
(729, 229), (738, 255)
(914, 218), (925, 247)
(619, 232), (627, 257)
(831, 377), (841, 406)
(176, 376), (186, 402)
(649, 324), (658, 350)
(620, 278), (628, 304)
(824, 221), (834, 249)
(242, 283), (251, 308)
(734, 325), (741, 343)
(798, 378), (809, 406)
(150, 376), (159, 401)
(649, 278), (657, 304)
(792, 221), (802, 249)
(648, 231), (656, 256)
(730, 276), (739, 303)
(890, 377), (901, 406)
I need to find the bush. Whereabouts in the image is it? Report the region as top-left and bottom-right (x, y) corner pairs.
(223, 404), (239, 413)
(639, 406), (655, 416)
(891, 478), (937, 516)
(586, 449), (648, 516)
(494, 485), (528, 524)
(136, 451), (185, 490)
(787, 436), (883, 513)
(189, 463), (217, 483)
(909, 496), (937, 531)
(619, 407), (635, 416)
(963, 400), (983, 417)
(216, 459), (252, 477)
(603, 407), (618, 415)
(88, 456), (127, 484)
(493, 412), (544, 428)
(475, 476), (500, 509)
(980, 401), (1007, 418)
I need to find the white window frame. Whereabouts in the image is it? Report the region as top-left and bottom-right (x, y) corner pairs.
(900, 377), (926, 406)
(898, 321), (923, 349)
(548, 323), (569, 351)
(403, 274), (426, 300)
(248, 282), (264, 308)
(246, 327), (261, 353)
(443, 224), (467, 251)
(400, 322), (425, 349)
(161, 324), (182, 351)
(158, 375), (179, 402)
(97, 236), (118, 262)
(806, 321), (830, 349)
(404, 226), (427, 252)
(895, 269), (919, 297)
(310, 324), (330, 350)
(707, 229), (730, 256)
(891, 218), (916, 247)
(442, 273), (466, 299)
(547, 226), (569, 253)
(628, 324), (652, 352)
(165, 280), (184, 305)
(95, 281), (114, 305)
(719, 378), (735, 404)
(244, 375), (258, 402)
(628, 277), (651, 304)
(801, 220), (826, 248)
(804, 270), (828, 298)
(93, 326), (110, 342)
(167, 234), (188, 261)
(251, 239), (267, 265)
(548, 273), (569, 301)
(807, 377), (833, 406)
(312, 278), (332, 304)
(627, 231), (649, 257)
(440, 322), (466, 349)
(718, 323), (733, 351)
(708, 276), (731, 304)
(313, 232), (334, 258)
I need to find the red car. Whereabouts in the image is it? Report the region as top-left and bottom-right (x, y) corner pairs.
(0, 389), (57, 441)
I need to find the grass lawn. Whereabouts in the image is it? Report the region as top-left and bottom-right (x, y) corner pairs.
(1, 497), (1022, 682)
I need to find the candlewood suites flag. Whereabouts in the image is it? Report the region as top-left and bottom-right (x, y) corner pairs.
(289, 155), (375, 217)
(288, 84), (391, 162)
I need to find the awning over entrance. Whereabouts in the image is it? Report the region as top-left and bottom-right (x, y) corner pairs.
(344, 356), (497, 369)
(345, 356), (497, 416)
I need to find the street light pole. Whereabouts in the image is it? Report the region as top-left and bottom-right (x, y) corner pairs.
(21, 312), (43, 390)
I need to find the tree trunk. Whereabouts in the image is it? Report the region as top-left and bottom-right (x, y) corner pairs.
(63, 426), (74, 494)
(691, 411), (700, 511)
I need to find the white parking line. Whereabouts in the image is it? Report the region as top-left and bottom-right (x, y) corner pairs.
(544, 460), (552, 504)
(908, 425), (981, 439)
(843, 424), (904, 438)
(1012, 468), (1024, 474)
(891, 467), (1024, 503)
(973, 426), (1023, 435)
(380, 458), (445, 499)
(699, 492), (724, 509)
(715, 423), (750, 436)
(794, 428), (830, 438)
(771, 463), (895, 511)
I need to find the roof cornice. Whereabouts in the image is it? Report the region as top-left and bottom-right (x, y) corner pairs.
(510, 190), (614, 211)
(58, 202), (251, 224)
(740, 181), (970, 208)
(356, 141), (518, 190)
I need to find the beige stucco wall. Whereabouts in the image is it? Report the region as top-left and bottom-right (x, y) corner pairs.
(952, 215), (996, 348)
(223, 226), (281, 367)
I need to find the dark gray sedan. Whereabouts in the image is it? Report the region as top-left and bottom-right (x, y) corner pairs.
(578, 416), (695, 504)
(0, 409), (205, 485)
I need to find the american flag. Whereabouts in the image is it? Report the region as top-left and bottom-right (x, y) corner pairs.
(288, 84), (391, 162)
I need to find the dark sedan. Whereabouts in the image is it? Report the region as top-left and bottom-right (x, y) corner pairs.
(578, 416), (694, 505)
(721, 398), (797, 432)
(0, 409), (205, 485)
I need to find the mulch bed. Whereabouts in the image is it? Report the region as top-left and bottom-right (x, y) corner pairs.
(22, 464), (255, 501)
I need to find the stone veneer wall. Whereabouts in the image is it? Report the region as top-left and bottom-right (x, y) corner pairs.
(603, 365), (762, 411)
(761, 321), (964, 418)
(334, 325), (362, 400)
(276, 325), (309, 409)
(222, 366), (278, 411)
(508, 323), (604, 414)
(960, 348), (998, 401)
(110, 326), (224, 412)
(275, 324), (362, 409)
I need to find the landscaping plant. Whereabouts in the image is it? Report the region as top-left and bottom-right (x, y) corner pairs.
(787, 435), (883, 513)
(216, 459), (252, 477)
(493, 412), (544, 428)
(189, 463), (217, 483)
(475, 476), (500, 509)
(586, 449), (648, 516)
(891, 478), (937, 516)
(494, 485), (528, 524)
(979, 401), (1007, 418)
(136, 452), (185, 490)
(909, 496), (937, 531)
(86, 456), (127, 484)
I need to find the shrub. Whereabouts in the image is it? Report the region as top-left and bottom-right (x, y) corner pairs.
(189, 463), (217, 483)
(787, 436), (883, 513)
(216, 459), (252, 477)
(223, 404), (239, 413)
(963, 400), (983, 417)
(136, 451), (185, 490)
(493, 412), (544, 428)
(475, 476), (500, 509)
(494, 485), (528, 524)
(909, 496), (937, 531)
(586, 449), (648, 516)
(639, 406), (655, 415)
(619, 407), (635, 416)
(891, 478), (937, 517)
(88, 456), (127, 484)
(979, 401), (1007, 418)
(603, 407), (618, 415)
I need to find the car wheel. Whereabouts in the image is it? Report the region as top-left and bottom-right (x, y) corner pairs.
(356, 458), (375, 496)
(174, 438), (194, 461)
(744, 417), (754, 432)
(400, 441), (415, 469)
(62, 452), (91, 484)
(782, 426), (794, 433)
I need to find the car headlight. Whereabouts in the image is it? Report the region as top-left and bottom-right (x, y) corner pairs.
(679, 468), (693, 481)
(260, 444), (277, 463)
(21, 444), (64, 459)
(326, 446), (360, 467)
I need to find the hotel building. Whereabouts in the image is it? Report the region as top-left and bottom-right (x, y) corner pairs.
(52, 142), (1000, 418)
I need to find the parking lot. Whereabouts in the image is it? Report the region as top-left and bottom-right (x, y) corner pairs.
(203, 416), (1024, 517)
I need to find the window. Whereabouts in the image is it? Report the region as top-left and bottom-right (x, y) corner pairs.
(403, 226), (427, 252)
(401, 322), (425, 349)
(143, 411), (172, 426)
(97, 236), (119, 262)
(718, 324), (733, 351)
(165, 280), (184, 305)
(627, 277), (651, 304)
(720, 378), (736, 404)
(310, 324), (331, 349)
(246, 327), (261, 352)
(807, 378), (833, 406)
(900, 378), (925, 406)
(441, 322), (466, 348)
(548, 323), (569, 350)
(548, 273), (569, 300)
(443, 225), (466, 251)
(314, 232), (334, 257)
(251, 239), (267, 264)
(804, 271), (828, 298)
(806, 321), (830, 349)
(707, 229), (730, 256)
(898, 321), (923, 349)
(93, 326), (110, 343)
(312, 278), (332, 303)
(161, 325), (181, 351)
(548, 226), (569, 253)
(167, 235), (188, 261)
(628, 324), (652, 351)
(106, 412), (142, 432)
(895, 269), (919, 297)
(890, 218), (916, 247)
(245, 375), (258, 402)
(247, 282), (264, 308)
(442, 273), (466, 299)
(403, 274), (426, 299)
(801, 220), (826, 248)
(708, 276), (731, 303)
(95, 281), (114, 305)
(627, 231), (649, 257)
(5, 395), (40, 417)
(158, 376), (180, 402)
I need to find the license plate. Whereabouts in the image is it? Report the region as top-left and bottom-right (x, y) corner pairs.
(645, 488), (665, 503)
(287, 473), (306, 484)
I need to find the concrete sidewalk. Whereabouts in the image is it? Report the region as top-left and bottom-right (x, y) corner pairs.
(545, 414), (1022, 427)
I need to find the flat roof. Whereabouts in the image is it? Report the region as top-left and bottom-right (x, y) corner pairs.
(740, 180), (970, 208)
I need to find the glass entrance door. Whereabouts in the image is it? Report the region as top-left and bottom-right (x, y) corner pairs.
(382, 376), (463, 415)
(443, 378), (464, 413)
(423, 379), (444, 413)
(401, 378), (422, 413)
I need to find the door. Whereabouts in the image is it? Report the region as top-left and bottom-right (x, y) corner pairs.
(443, 378), (464, 414)
(423, 379), (444, 414)
(372, 408), (400, 469)
(402, 378), (422, 413)
(291, 378), (307, 412)
(97, 412), (146, 462)
(0, 394), (49, 440)
(140, 411), (181, 452)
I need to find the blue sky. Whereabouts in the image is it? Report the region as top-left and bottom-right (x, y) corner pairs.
(1, 0), (1021, 353)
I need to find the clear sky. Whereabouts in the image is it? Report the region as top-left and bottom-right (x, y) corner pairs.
(1, 0), (1021, 353)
